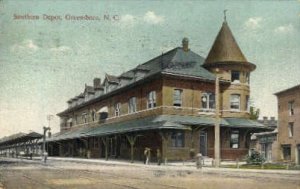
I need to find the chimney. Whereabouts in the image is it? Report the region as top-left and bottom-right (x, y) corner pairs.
(93, 78), (101, 88)
(182, 37), (189, 52)
(270, 116), (275, 121)
(263, 116), (268, 126)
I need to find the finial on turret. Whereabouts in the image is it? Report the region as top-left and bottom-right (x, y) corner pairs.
(182, 37), (189, 52)
(223, 9), (228, 22)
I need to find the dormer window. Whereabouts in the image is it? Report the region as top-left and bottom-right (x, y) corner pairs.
(231, 71), (240, 83)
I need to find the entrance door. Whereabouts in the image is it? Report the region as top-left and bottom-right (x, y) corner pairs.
(200, 131), (207, 156)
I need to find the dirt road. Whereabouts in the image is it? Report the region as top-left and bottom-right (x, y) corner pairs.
(0, 158), (299, 189)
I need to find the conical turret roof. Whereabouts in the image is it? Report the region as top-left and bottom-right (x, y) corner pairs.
(204, 21), (248, 64)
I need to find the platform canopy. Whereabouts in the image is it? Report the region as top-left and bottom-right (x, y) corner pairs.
(46, 115), (271, 143)
(0, 132), (43, 148)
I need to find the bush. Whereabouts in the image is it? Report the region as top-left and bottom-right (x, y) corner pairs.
(245, 150), (265, 165)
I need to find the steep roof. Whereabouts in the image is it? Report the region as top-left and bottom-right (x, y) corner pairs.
(138, 47), (215, 81)
(204, 21), (247, 64)
(84, 85), (95, 94)
(58, 46), (216, 116)
(105, 74), (119, 84)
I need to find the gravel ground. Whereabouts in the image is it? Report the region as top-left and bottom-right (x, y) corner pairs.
(0, 157), (300, 189)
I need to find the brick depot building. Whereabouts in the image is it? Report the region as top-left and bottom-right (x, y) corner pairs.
(46, 20), (270, 162)
(275, 85), (300, 164)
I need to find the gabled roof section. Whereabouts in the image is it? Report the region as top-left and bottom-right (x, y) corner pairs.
(129, 47), (215, 81)
(105, 74), (119, 84)
(204, 21), (248, 64)
(84, 85), (95, 94)
(274, 84), (300, 96)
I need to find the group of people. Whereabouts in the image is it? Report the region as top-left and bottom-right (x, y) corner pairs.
(144, 147), (161, 165)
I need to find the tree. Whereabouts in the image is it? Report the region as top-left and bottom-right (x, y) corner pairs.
(249, 106), (260, 120)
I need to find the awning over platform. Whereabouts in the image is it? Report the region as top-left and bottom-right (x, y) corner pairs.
(0, 132), (43, 147)
(46, 115), (271, 142)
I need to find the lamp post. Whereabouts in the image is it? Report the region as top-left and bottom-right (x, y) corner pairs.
(42, 126), (51, 163)
(214, 73), (221, 167)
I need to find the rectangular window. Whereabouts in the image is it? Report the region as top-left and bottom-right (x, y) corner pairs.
(230, 94), (240, 111)
(231, 71), (240, 83)
(201, 92), (215, 110)
(147, 91), (156, 109)
(288, 122), (294, 137)
(288, 101), (294, 116)
(91, 111), (96, 122)
(282, 145), (291, 160)
(74, 115), (78, 125)
(246, 95), (250, 112)
(246, 72), (250, 84)
(230, 130), (239, 149)
(173, 89), (182, 107)
(82, 113), (87, 123)
(114, 102), (121, 117)
(171, 131), (185, 147)
(128, 97), (137, 113)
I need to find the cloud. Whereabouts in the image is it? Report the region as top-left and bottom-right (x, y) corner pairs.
(11, 39), (39, 53)
(119, 14), (137, 27)
(244, 17), (262, 30)
(143, 11), (164, 24)
(121, 14), (135, 23)
(274, 24), (294, 34)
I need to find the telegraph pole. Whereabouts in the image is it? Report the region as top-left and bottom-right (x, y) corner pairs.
(214, 74), (221, 167)
(42, 124), (51, 163)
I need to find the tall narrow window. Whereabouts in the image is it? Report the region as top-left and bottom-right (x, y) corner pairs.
(288, 122), (294, 137)
(245, 73), (250, 84)
(173, 89), (182, 107)
(230, 94), (240, 111)
(171, 131), (185, 147)
(201, 92), (215, 110)
(147, 91), (156, 109)
(114, 102), (121, 117)
(91, 111), (96, 122)
(288, 101), (294, 116)
(230, 130), (239, 149)
(246, 95), (250, 112)
(128, 97), (137, 113)
(282, 145), (291, 160)
(231, 71), (240, 83)
(74, 115), (78, 125)
(82, 113), (87, 124)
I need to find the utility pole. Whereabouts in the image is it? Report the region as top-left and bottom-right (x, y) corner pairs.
(214, 74), (221, 167)
(42, 126), (51, 163)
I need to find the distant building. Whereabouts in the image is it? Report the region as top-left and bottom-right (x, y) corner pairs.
(275, 84), (300, 164)
(251, 117), (278, 162)
(45, 19), (271, 162)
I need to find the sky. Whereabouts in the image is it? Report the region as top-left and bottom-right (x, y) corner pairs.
(0, 0), (299, 138)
